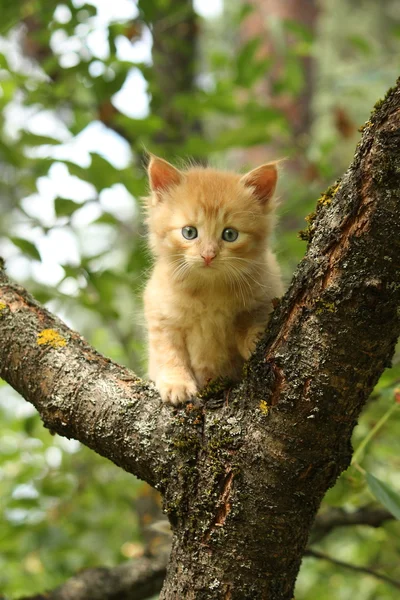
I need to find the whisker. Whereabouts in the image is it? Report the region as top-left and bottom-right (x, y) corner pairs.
(171, 260), (192, 281)
(224, 263), (252, 307)
(218, 256), (268, 266)
(218, 257), (277, 279)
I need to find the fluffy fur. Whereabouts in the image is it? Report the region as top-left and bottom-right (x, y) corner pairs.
(143, 156), (284, 405)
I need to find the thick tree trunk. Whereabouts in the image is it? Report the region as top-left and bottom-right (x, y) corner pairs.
(146, 0), (200, 150)
(1, 81), (400, 598)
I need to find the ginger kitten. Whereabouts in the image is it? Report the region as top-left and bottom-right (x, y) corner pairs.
(144, 156), (284, 405)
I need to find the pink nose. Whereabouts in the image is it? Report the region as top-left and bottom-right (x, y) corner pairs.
(201, 253), (215, 266)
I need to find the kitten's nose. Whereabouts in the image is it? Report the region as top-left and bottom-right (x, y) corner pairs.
(201, 252), (216, 266)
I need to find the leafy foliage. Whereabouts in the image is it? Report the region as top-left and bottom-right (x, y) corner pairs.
(0, 0), (399, 598)
(367, 473), (400, 521)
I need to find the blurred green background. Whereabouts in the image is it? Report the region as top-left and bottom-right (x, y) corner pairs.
(0, 0), (399, 598)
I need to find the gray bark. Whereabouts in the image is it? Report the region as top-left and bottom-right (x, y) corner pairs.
(1, 80), (400, 599)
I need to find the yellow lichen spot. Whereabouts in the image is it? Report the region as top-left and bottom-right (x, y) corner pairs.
(315, 299), (336, 315)
(259, 400), (269, 416)
(37, 329), (67, 348)
(318, 184), (339, 208)
(0, 302), (6, 312)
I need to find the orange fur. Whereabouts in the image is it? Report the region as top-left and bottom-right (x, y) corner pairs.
(144, 156), (284, 405)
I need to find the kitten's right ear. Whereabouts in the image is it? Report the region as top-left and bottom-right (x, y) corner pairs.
(147, 155), (183, 200)
(240, 162), (278, 208)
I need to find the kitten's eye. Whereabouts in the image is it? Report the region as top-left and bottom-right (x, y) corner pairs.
(222, 228), (239, 242)
(182, 226), (198, 240)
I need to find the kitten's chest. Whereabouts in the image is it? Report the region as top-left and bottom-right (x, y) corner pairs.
(175, 292), (241, 378)
(174, 288), (236, 331)
(185, 301), (235, 343)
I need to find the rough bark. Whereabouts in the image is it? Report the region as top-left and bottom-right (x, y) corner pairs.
(1, 81), (400, 599)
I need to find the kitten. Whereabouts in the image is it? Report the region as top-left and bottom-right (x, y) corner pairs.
(143, 155), (284, 405)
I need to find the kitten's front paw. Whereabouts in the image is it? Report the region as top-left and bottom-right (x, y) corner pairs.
(157, 375), (198, 406)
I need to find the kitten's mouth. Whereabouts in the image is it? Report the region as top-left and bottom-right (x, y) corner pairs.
(201, 261), (218, 271)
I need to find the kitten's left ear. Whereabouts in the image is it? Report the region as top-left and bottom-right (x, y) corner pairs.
(147, 155), (183, 199)
(240, 163), (278, 208)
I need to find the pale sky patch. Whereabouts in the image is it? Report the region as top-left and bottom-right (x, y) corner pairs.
(74, 0), (138, 25)
(116, 26), (152, 64)
(27, 122), (132, 169)
(100, 184), (136, 220)
(193, 0), (224, 19)
(112, 68), (150, 119)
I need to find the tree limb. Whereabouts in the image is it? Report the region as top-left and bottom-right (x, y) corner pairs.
(0, 268), (183, 489)
(18, 555), (167, 600)
(305, 549), (400, 590)
(311, 506), (395, 543)
(1, 80), (400, 599)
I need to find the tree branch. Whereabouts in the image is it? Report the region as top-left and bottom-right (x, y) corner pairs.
(305, 549), (400, 590)
(18, 555), (167, 600)
(311, 506), (395, 543)
(0, 268), (182, 489)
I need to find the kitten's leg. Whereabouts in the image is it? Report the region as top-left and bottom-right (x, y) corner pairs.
(148, 325), (197, 405)
(237, 323), (267, 361)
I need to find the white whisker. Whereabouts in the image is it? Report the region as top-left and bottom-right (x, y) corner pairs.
(223, 263), (252, 307)
(170, 259), (192, 282)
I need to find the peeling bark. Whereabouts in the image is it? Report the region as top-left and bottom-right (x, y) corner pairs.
(1, 81), (400, 599)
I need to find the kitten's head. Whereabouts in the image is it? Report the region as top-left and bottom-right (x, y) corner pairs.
(145, 155), (279, 285)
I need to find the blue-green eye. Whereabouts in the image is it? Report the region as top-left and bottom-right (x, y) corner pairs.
(222, 228), (239, 242)
(182, 226), (198, 240)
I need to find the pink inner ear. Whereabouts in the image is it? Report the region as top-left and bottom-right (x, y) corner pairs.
(149, 158), (182, 193)
(242, 164), (277, 205)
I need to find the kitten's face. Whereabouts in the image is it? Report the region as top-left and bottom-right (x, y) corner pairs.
(146, 158), (278, 285)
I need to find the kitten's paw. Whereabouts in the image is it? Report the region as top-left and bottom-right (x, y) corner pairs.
(157, 376), (198, 406)
(239, 325), (265, 360)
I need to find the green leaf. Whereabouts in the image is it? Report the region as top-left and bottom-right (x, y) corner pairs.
(10, 238), (41, 261)
(236, 3), (254, 24)
(88, 153), (121, 192)
(236, 37), (264, 87)
(274, 55), (304, 96)
(94, 212), (121, 226)
(284, 19), (314, 44)
(366, 472), (400, 520)
(23, 415), (40, 436)
(20, 132), (61, 146)
(77, 3), (97, 18)
(54, 197), (82, 218)
(0, 52), (10, 71)
(348, 35), (372, 56)
(374, 364), (400, 392)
